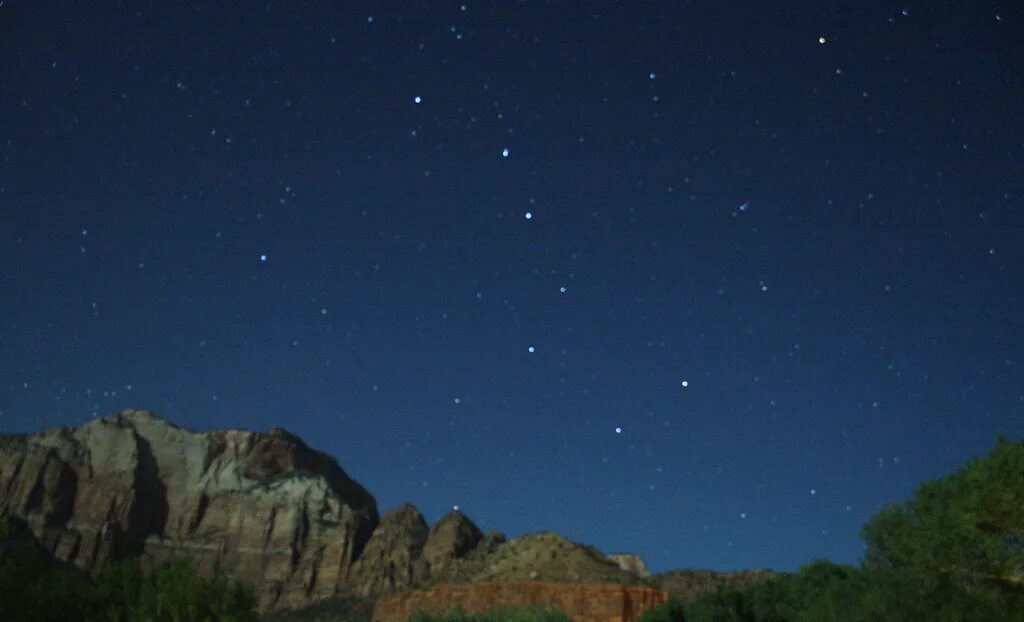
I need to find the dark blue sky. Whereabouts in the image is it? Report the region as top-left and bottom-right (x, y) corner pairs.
(2, 1), (1022, 575)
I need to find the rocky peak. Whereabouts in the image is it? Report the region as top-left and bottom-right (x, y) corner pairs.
(346, 505), (490, 597)
(347, 503), (431, 596)
(0, 409), (380, 612)
(384, 502), (428, 527)
(421, 509), (484, 575)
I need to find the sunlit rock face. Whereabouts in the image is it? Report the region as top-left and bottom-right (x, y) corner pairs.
(0, 409), (379, 611)
(607, 553), (652, 578)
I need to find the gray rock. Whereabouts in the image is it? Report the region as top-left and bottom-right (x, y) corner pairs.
(0, 409), (379, 612)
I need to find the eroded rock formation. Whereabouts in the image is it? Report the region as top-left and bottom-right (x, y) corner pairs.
(607, 553), (652, 578)
(0, 409), (379, 611)
(372, 581), (668, 622)
(0, 409), (782, 615)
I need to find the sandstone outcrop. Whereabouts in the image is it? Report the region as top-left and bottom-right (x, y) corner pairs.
(421, 509), (484, 577)
(372, 581), (668, 622)
(347, 502), (430, 595)
(0, 409), (379, 611)
(0, 409), (784, 616)
(345, 504), (490, 597)
(442, 530), (648, 586)
(607, 553), (651, 578)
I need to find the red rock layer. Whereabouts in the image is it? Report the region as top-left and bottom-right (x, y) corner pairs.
(373, 581), (668, 622)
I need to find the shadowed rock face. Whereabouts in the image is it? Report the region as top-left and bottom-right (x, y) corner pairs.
(0, 409), (379, 611)
(421, 510), (484, 577)
(345, 506), (487, 597)
(347, 503), (431, 596)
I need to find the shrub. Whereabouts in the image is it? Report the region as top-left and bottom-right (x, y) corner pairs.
(87, 557), (258, 622)
(0, 528), (257, 622)
(638, 594), (687, 622)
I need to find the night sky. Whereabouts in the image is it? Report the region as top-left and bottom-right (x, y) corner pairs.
(2, 2), (1022, 576)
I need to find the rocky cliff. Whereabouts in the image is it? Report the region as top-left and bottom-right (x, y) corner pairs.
(0, 409), (781, 616)
(372, 581), (668, 622)
(0, 409), (379, 611)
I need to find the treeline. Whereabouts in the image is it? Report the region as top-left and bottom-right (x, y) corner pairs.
(0, 525), (257, 622)
(640, 434), (1024, 622)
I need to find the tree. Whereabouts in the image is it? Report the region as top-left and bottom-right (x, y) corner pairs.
(859, 435), (1024, 620)
(638, 594), (688, 622)
(87, 558), (257, 622)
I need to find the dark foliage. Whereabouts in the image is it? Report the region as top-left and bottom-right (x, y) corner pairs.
(0, 526), (257, 622)
(638, 435), (1024, 622)
(638, 594), (687, 622)
(260, 594), (375, 622)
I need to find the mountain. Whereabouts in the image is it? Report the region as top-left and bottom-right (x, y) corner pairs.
(0, 409), (780, 616)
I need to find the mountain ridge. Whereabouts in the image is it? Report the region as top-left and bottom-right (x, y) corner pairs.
(0, 408), (782, 614)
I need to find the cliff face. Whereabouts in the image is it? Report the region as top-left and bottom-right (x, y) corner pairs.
(0, 409), (782, 615)
(372, 581), (668, 622)
(0, 409), (379, 611)
(344, 503), (489, 598)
